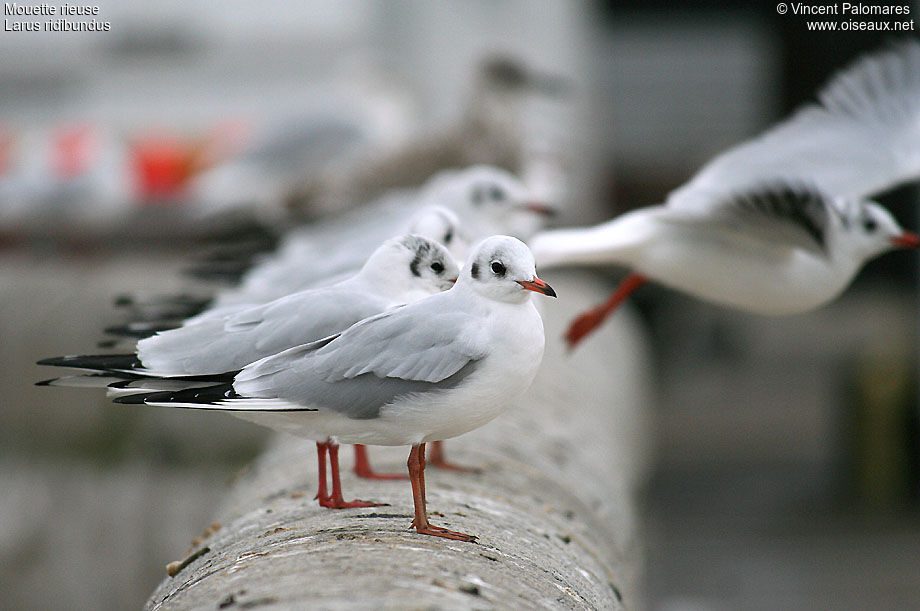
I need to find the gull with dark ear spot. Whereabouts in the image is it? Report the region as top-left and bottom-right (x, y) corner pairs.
(118, 235), (554, 542)
(38, 234), (460, 501)
(530, 42), (920, 348)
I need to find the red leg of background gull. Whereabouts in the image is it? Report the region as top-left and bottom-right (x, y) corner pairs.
(353, 444), (407, 480)
(565, 273), (649, 349)
(319, 441), (382, 509)
(407, 443), (476, 542)
(427, 440), (482, 473)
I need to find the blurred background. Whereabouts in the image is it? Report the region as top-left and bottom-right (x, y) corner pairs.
(2, 1), (919, 608)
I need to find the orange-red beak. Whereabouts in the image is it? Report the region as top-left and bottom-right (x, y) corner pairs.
(517, 276), (557, 297)
(892, 232), (920, 248)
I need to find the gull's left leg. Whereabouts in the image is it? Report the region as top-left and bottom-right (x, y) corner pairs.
(407, 443), (476, 542)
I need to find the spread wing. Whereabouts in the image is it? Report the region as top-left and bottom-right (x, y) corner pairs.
(669, 41), (920, 210)
(666, 182), (835, 256)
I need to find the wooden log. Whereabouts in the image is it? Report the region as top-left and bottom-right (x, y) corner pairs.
(146, 270), (651, 609)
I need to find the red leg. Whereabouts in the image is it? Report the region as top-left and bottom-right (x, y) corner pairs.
(314, 441), (330, 506)
(319, 440), (382, 509)
(407, 443), (476, 542)
(427, 441), (481, 473)
(353, 444), (407, 480)
(565, 273), (648, 349)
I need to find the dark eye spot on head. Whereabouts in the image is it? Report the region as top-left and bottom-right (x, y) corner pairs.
(404, 236), (434, 278)
(863, 217), (878, 232)
(443, 229), (453, 244)
(490, 186), (505, 201)
(470, 261), (480, 279)
(490, 261), (506, 276)
(430, 261), (444, 274)
(471, 187), (484, 206)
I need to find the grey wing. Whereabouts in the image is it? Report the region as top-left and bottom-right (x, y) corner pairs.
(138, 283), (392, 375)
(226, 283), (393, 357)
(669, 41), (920, 208)
(234, 297), (488, 419)
(666, 182), (834, 256)
(137, 317), (240, 375)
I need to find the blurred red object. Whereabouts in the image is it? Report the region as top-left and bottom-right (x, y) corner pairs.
(131, 134), (196, 202)
(130, 122), (249, 203)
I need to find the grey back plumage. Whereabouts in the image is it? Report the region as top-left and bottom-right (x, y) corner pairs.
(234, 290), (489, 419)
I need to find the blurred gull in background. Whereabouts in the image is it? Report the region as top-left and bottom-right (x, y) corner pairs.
(283, 55), (571, 219)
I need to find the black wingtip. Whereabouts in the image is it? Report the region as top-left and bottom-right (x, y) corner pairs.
(35, 378), (56, 386)
(36, 354), (143, 371)
(113, 392), (161, 405)
(113, 383), (238, 406)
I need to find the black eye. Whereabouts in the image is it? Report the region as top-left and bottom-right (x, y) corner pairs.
(430, 261), (444, 274)
(443, 229), (453, 244)
(490, 261), (506, 276)
(863, 218), (878, 232)
(490, 186), (506, 201)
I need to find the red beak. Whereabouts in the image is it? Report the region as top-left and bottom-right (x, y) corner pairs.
(517, 276), (557, 297)
(892, 232), (920, 248)
(448, 277), (458, 284)
(521, 201), (558, 218)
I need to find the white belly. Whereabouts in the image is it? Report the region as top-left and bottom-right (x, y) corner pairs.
(635, 226), (852, 315)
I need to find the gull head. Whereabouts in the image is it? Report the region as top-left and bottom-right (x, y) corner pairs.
(361, 234), (460, 300)
(405, 205), (471, 261)
(421, 166), (556, 241)
(836, 198), (919, 261)
(459, 235), (556, 304)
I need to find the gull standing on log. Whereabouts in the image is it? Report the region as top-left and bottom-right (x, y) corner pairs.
(115, 236), (556, 541)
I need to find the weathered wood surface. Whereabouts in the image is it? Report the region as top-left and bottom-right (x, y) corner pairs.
(146, 270), (652, 609)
